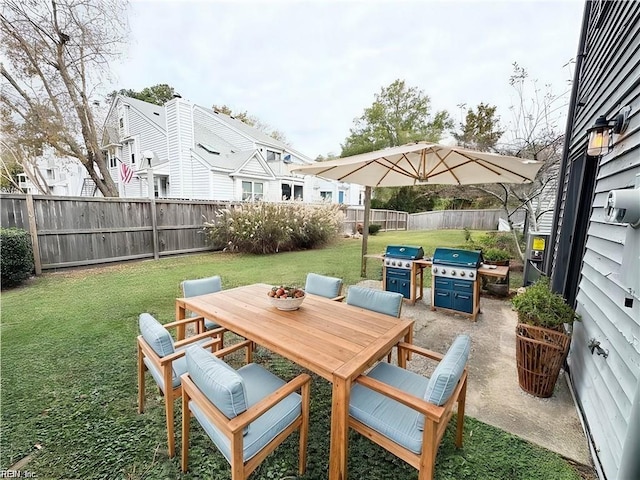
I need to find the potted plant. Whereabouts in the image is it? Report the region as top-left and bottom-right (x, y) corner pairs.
(511, 278), (580, 398)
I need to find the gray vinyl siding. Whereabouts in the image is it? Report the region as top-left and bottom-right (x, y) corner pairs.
(193, 107), (254, 152)
(553, 2), (640, 479)
(187, 158), (211, 200)
(128, 108), (167, 163)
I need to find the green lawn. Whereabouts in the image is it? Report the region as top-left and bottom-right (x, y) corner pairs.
(1, 230), (581, 479)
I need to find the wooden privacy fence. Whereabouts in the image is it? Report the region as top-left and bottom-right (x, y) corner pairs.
(1, 194), (519, 272)
(0, 194), (229, 272)
(0, 195), (408, 272)
(408, 209), (525, 231)
(343, 208), (408, 233)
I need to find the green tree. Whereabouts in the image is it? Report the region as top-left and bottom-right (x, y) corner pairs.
(453, 103), (504, 151)
(107, 84), (178, 106)
(340, 79), (452, 157)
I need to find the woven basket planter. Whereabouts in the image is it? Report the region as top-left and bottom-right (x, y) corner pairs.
(515, 323), (570, 398)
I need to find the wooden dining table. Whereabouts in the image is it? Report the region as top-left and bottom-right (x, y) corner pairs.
(175, 283), (414, 480)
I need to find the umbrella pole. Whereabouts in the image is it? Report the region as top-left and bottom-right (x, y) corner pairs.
(360, 186), (372, 277)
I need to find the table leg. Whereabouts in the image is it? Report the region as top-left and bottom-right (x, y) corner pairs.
(329, 376), (351, 480)
(175, 301), (186, 340)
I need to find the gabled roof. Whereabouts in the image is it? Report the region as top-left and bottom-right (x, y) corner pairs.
(120, 96), (166, 130)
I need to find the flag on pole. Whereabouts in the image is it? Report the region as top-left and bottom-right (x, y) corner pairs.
(120, 162), (134, 184)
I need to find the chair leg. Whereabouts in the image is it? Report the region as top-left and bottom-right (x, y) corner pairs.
(181, 388), (190, 473)
(419, 422), (438, 480)
(298, 381), (310, 475)
(137, 344), (145, 414)
(456, 378), (467, 448)
(165, 393), (175, 458)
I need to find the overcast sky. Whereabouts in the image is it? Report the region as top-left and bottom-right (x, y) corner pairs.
(111, 0), (585, 158)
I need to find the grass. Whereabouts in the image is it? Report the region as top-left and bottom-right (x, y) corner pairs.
(1, 230), (581, 479)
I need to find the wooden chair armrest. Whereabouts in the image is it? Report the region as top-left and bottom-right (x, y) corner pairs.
(213, 340), (253, 360)
(174, 327), (226, 349)
(164, 316), (206, 329)
(227, 373), (311, 434)
(397, 342), (444, 362)
(331, 295), (346, 302)
(355, 374), (447, 422)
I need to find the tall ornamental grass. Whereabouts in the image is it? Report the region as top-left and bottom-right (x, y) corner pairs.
(203, 202), (344, 254)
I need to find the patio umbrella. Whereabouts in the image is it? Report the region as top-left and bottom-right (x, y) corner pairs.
(290, 142), (544, 275)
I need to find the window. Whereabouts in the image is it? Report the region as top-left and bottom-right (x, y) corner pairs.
(46, 169), (55, 180)
(320, 191), (332, 201)
(242, 181), (264, 201)
(119, 117), (124, 128)
(131, 153), (135, 165)
(281, 183), (291, 200)
(281, 183), (303, 201)
(107, 151), (116, 168)
(266, 150), (281, 162)
(294, 185), (303, 200)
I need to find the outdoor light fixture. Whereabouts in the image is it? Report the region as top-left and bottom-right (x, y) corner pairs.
(586, 107), (631, 157)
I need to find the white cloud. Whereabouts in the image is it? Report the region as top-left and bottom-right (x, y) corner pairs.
(112, 0), (584, 157)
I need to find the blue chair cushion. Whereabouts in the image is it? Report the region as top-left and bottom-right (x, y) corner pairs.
(185, 345), (248, 421)
(423, 334), (470, 408)
(139, 313), (175, 357)
(350, 362), (429, 454)
(143, 338), (212, 391)
(181, 276), (223, 329)
(346, 286), (403, 317)
(189, 362), (302, 463)
(305, 273), (343, 299)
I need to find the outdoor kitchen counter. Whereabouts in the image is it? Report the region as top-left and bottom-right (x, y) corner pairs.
(365, 254), (510, 280)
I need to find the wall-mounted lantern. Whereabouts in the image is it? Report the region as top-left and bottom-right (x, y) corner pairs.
(586, 107), (631, 157)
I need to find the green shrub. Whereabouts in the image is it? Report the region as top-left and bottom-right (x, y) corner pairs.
(512, 278), (580, 329)
(368, 224), (382, 235)
(1, 227), (34, 288)
(482, 247), (512, 262)
(203, 202), (344, 254)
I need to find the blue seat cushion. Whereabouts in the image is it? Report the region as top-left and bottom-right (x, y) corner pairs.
(185, 345), (248, 421)
(346, 286), (403, 317)
(182, 276), (222, 329)
(350, 362), (429, 454)
(423, 334), (470, 407)
(305, 273), (343, 299)
(139, 313), (175, 358)
(189, 363), (302, 463)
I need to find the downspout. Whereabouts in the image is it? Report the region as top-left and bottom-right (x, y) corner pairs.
(549, 0), (591, 291)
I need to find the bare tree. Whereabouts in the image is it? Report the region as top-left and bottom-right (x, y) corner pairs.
(473, 63), (572, 259)
(1, 0), (129, 197)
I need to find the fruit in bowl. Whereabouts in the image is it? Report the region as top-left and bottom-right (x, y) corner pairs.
(267, 286), (305, 310)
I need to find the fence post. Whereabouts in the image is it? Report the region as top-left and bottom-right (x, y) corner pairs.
(150, 198), (160, 260)
(25, 194), (42, 275)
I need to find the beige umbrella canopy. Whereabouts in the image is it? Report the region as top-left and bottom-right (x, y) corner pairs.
(290, 142), (544, 275)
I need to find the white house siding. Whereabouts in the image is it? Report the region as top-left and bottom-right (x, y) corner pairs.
(193, 107), (254, 151)
(210, 171), (234, 201)
(185, 158), (211, 200)
(239, 156), (270, 177)
(166, 98), (195, 199)
(551, 2), (640, 479)
(127, 108), (167, 163)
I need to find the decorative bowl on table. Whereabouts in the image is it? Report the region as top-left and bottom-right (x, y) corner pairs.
(267, 286), (306, 311)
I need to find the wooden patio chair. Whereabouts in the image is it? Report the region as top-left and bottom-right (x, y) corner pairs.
(181, 276), (227, 340)
(348, 334), (470, 480)
(181, 344), (311, 479)
(346, 286), (405, 361)
(137, 312), (230, 458)
(304, 272), (345, 301)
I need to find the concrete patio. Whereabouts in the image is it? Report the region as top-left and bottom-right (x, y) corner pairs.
(358, 280), (595, 474)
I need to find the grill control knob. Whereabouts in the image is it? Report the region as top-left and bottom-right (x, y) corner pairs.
(441, 269), (446, 274)
(460, 271), (466, 277)
(468, 272), (474, 278)
(405, 262), (411, 268)
(451, 270), (456, 276)
(433, 267), (438, 273)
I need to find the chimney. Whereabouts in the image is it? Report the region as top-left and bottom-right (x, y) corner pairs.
(165, 97), (194, 198)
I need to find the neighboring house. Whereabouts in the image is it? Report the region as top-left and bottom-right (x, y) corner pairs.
(550, 2), (639, 480)
(16, 146), (85, 196)
(100, 95), (363, 204)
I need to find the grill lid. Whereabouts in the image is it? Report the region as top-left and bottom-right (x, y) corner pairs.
(385, 245), (424, 260)
(433, 247), (483, 267)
